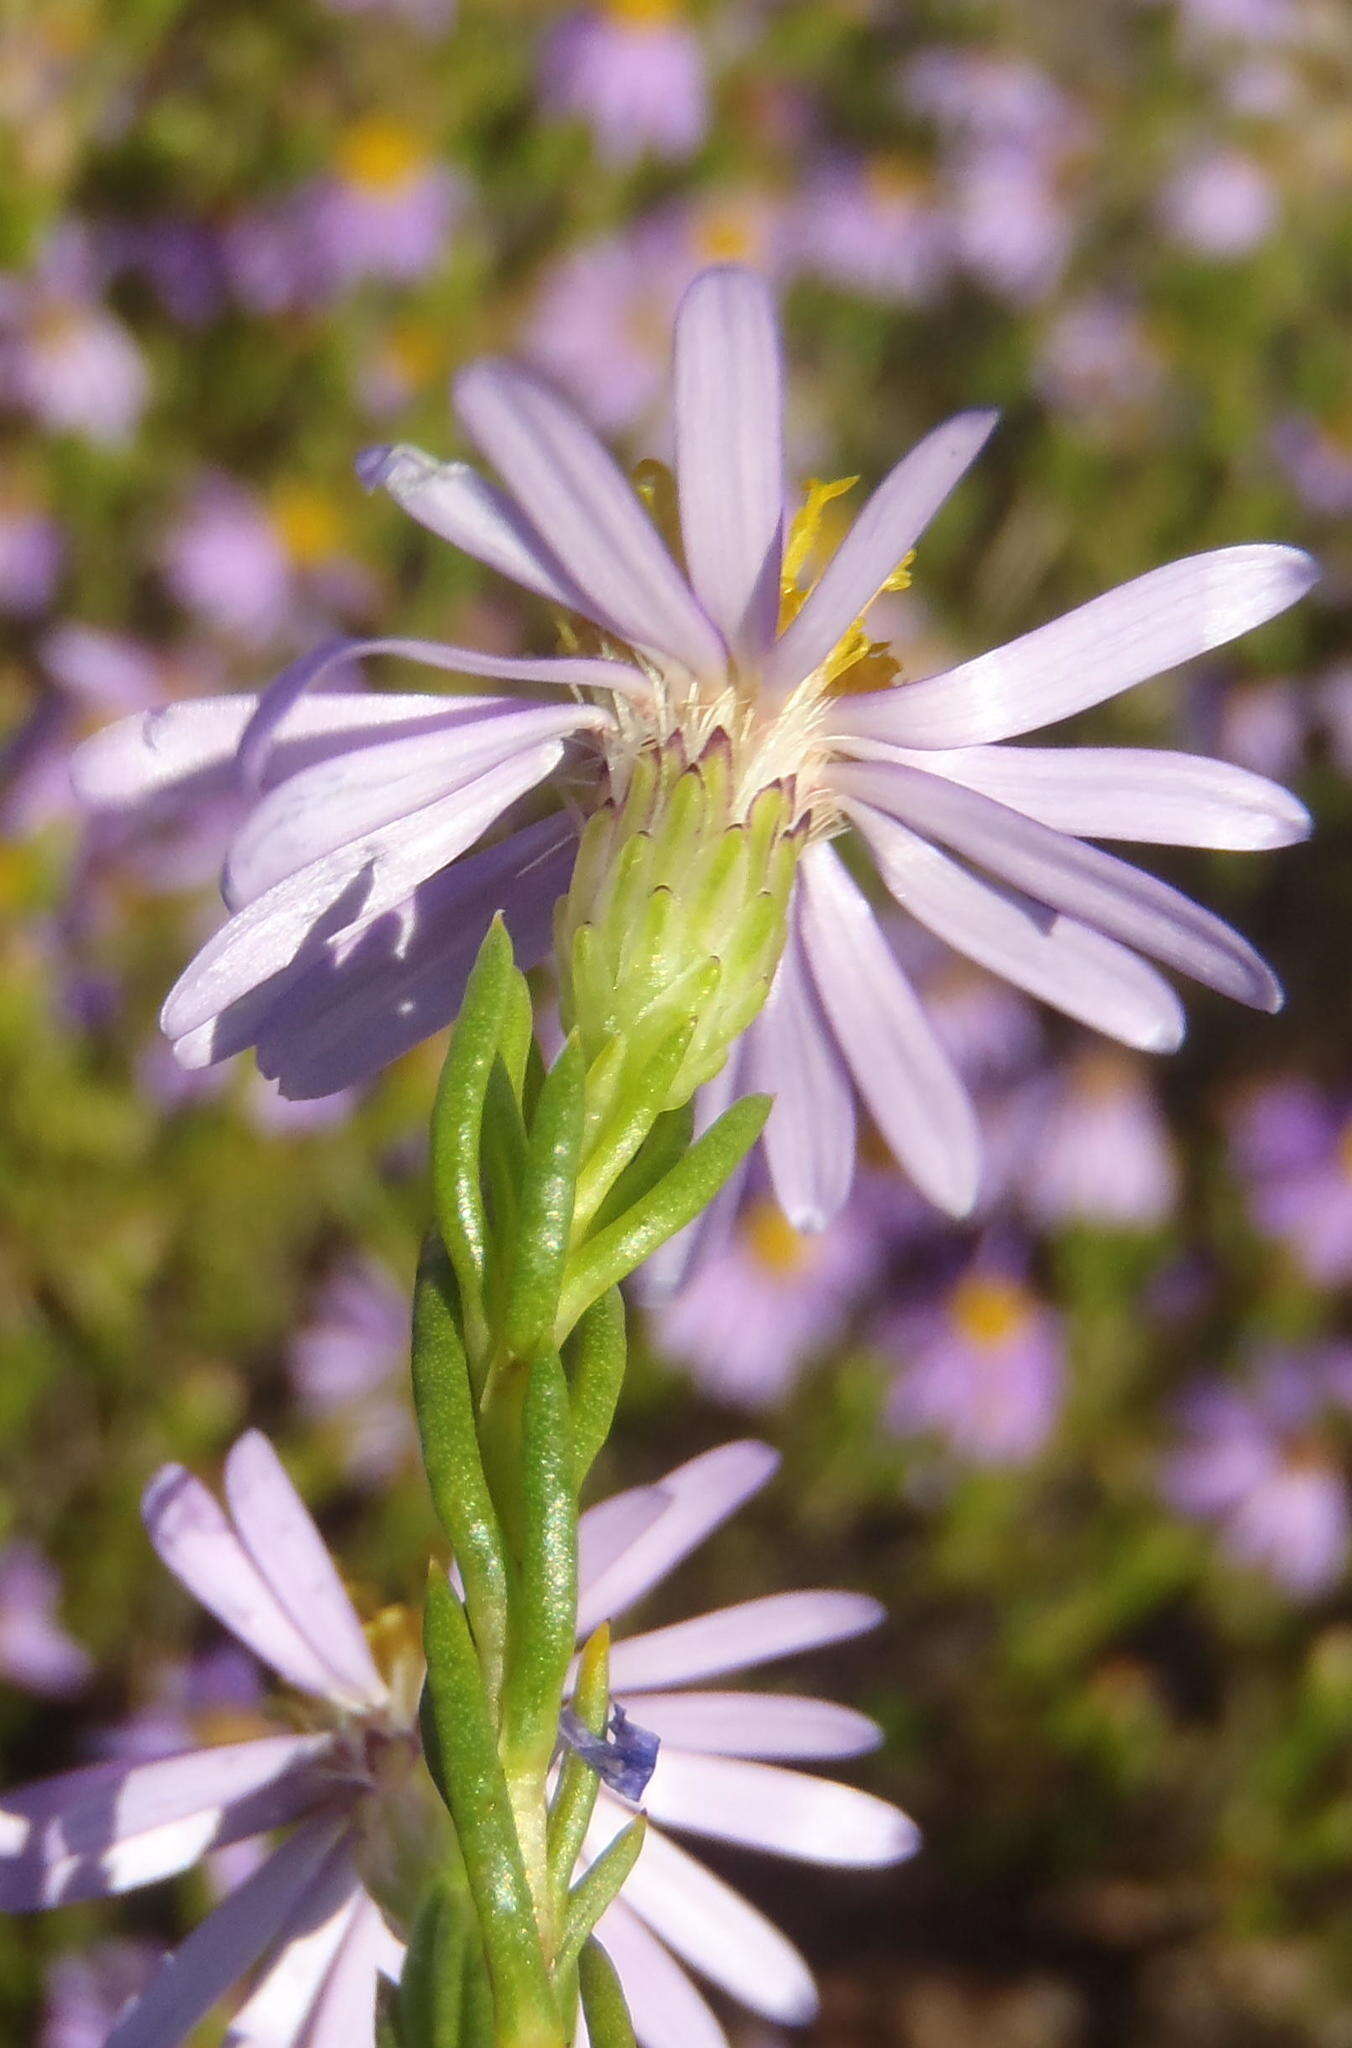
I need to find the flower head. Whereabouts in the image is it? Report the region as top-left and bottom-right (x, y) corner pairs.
(74, 265), (1313, 1252)
(0, 1432), (419, 2046)
(885, 1267), (1066, 1466)
(541, 4), (709, 167)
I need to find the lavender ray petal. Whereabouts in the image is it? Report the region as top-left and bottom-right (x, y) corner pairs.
(588, 1811), (817, 2025)
(224, 698), (604, 907)
(577, 1490), (670, 1600)
(288, 1884), (385, 2048)
(246, 817), (576, 1099)
(837, 737), (1312, 849)
(835, 757), (1282, 1010)
(643, 1750), (918, 1867)
(223, 1434), (387, 1710)
(609, 1589), (884, 1692)
(161, 741), (566, 1043)
(223, 1850), (364, 2044)
(575, 1442), (779, 1640)
(105, 1817), (351, 2048)
(141, 1465), (341, 1697)
(617, 1691), (882, 1761)
(765, 410), (997, 695)
(357, 443), (594, 612)
(238, 633), (647, 790)
(829, 545), (1319, 748)
(0, 1735), (335, 1910)
(845, 796), (1186, 1052)
(745, 899), (856, 1231)
(797, 842), (981, 1215)
(590, 1899), (729, 2048)
(674, 267), (785, 657)
(454, 357), (727, 678)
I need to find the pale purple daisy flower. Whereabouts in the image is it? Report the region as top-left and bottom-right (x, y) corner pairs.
(73, 266), (1313, 1233)
(1011, 1051), (1179, 1233)
(0, 1543), (91, 1699)
(1227, 1078), (1352, 1286)
(572, 1440), (916, 2045)
(1034, 298), (1168, 428)
(303, 121), (463, 291)
(648, 1190), (885, 1409)
(41, 1940), (162, 2048)
(0, 1432), (412, 2047)
(794, 156), (948, 306)
(541, 4), (709, 167)
(1163, 1351), (1352, 1595)
(0, 227), (149, 448)
(290, 1259), (416, 1481)
(1158, 147), (1279, 259)
(885, 1267), (1065, 1466)
(1271, 413), (1352, 520)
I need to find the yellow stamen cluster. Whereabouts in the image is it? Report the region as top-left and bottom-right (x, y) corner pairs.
(336, 116), (426, 193)
(951, 1276), (1033, 1350)
(745, 1198), (814, 1277)
(271, 483), (344, 567)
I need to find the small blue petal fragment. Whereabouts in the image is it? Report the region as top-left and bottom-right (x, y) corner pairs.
(558, 1702), (661, 1803)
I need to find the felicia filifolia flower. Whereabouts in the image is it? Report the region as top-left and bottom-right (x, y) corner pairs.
(0, 1542), (91, 1699)
(0, 1432), (415, 2046)
(1228, 1077), (1352, 1285)
(574, 1439), (916, 2044)
(74, 265), (1313, 1233)
(541, 3), (709, 167)
(885, 1268), (1065, 1466)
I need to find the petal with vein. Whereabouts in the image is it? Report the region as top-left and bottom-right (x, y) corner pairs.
(106, 1816), (350, 2048)
(838, 737), (1311, 849)
(746, 901), (856, 1230)
(578, 1489), (669, 1603)
(0, 1735), (334, 1909)
(766, 410), (997, 694)
(224, 1434), (386, 1710)
(161, 740), (565, 1042)
(142, 1465), (338, 1697)
(619, 1690), (881, 1760)
(283, 1882), (385, 2048)
(594, 1812), (818, 2024)
(455, 358), (727, 678)
(835, 757), (1282, 1011)
(830, 545), (1319, 747)
(609, 1589), (884, 1692)
(643, 1750), (919, 1867)
(224, 699), (603, 907)
(797, 842), (981, 1215)
(674, 267), (784, 656)
(225, 1848), (363, 2044)
(575, 1441), (778, 1639)
(357, 444), (592, 612)
(591, 1899), (728, 2048)
(844, 796), (1186, 1052)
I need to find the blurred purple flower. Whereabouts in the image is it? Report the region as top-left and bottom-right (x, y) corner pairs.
(1228, 1078), (1352, 1286)
(885, 1265), (1065, 1465)
(74, 267), (1312, 1243)
(1158, 148), (1279, 258)
(162, 473), (373, 649)
(305, 121), (463, 289)
(650, 1191), (884, 1408)
(1164, 1351), (1352, 1594)
(100, 216), (228, 328)
(42, 1941), (162, 2048)
(0, 227), (148, 447)
(0, 1544), (91, 1699)
(0, 500), (62, 616)
(290, 1259), (415, 1480)
(1035, 299), (1167, 425)
(0, 1433), (411, 2044)
(541, 4), (709, 166)
(1271, 414), (1352, 519)
(1014, 1051), (1178, 1232)
(795, 157), (948, 305)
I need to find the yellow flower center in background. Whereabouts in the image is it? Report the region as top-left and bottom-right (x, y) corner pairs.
(695, 207), (761, 266)
(337, 117), (426, 194)
(272, 483), (343, 566)
(951, 1276), (1032, 1350)
(745, 1198), (814, 1277)
(866, 152), (927, 206)
(607, 0), (680, 28)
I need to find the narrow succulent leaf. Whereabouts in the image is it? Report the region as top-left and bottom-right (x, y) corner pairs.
(563, 1287), (630, 1487)
(480, 1057), (528, 1331)
(421, 1573), (562, 2047)
(577, 1940), (638, 2048)
(556, 1819), (647, 1981)
(506, 1034), (586, 1360)
(587, 1107), (695, 1241)
(399, 1878), (469, 2048)
(548, 1627), (611, 1914)
(502, 1352), (579, 1781)
(411, 1239), (509, 1710)
(459, 1948), (496, 2048)
(500, 964), (536, 1104)
(572, 1017), (697, 1234)
(431, 919), (515, 1348)
(554, 1096), (771, 1339)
